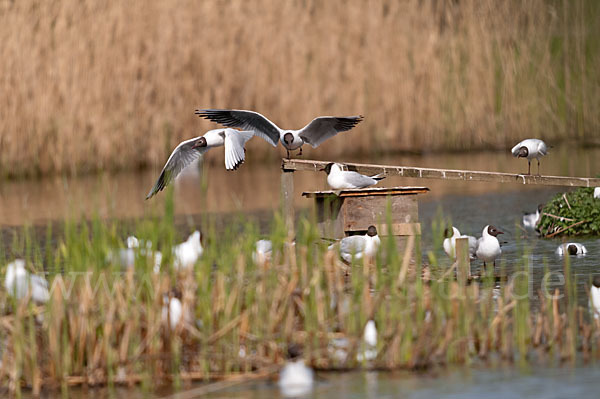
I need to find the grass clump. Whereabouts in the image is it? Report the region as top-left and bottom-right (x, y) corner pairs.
(538, 187), (600, 237)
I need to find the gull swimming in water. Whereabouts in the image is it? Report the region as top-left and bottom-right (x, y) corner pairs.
(555, 243), (587, 256)
(443, 226), (478, 260)
(4, 259), (49, 304)
(522, 204), (543, 231)
(475, 225), (504, 269)
(146, 128), (254, 199)
(330, 225), (381, 263)
(322, 163), (385, 190)
(278, 344), (314, 398)
(195, 109), (363, 158)
(511, 139), (548, 175)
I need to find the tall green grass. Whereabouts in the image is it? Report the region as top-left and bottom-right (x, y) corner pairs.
(0, 206), (599, 395)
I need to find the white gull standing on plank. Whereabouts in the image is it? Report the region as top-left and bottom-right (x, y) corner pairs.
(146, 128), (254, 199)
(195, 109), (363, 158)
(511, 138), (548, 175)
(322, 162), (385, 190)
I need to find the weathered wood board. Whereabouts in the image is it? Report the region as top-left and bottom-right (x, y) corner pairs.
(284, 159), (600, 187)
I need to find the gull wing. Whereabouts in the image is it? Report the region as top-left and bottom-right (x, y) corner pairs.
(224, 130), (254, 170)
(196, 109), (280, 147)
(339, 235), (366, 256)
(298, 116), (363, 148)
(341, 171), (377, 188)
(146, 137), (205, 199)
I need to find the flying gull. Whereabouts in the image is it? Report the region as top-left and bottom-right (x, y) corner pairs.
(195, 109), (363, 158)
(146, 128), (254, 199)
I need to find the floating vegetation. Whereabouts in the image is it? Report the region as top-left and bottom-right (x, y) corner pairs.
(538, 187), (600, 237)
(0, 212), (599, 397)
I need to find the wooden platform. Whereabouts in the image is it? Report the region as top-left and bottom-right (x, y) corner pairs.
(303, 186), (428, 240)
(283, 159), (600, 187)
(302, 186), (429, 198)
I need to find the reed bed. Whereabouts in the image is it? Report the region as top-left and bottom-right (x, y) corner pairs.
(1, 0), (599, 177)
(0, 207), (599, 397)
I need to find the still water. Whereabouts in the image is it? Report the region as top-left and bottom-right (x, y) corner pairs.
(4, 147), (600, 398)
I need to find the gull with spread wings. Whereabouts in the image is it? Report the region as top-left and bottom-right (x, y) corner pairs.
(195, 109), (363, 158)
(145, 128), (254, 199)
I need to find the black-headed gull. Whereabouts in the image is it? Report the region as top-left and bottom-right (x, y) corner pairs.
(278, 345), (314, 398)
(475, 225), (504, 269)
(591, 276), (600, 320)
(522, 204), (543, 230)
(594, 187), (600, 199)
(4, 259), (49, 303)
(146, 128), (254, 199)
(322, 162), (385, 190)
(356, 319), (377, 362)
(443, 227), (478, 260)
(161, 290), (191, 330)
(173, 231), (203, 269)
(195, 109), (363, 158)
(253, 239), (273, 266)
(511, 139), (548, 175)
(555, 242), (587, 256)
(330, 225), (381, 263)
(108, 236), (162, 273)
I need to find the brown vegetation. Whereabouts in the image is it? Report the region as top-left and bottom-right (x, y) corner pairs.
(0, 0), (598, 177)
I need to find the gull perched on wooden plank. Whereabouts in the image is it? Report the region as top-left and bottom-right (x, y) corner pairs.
(195, 109), (363, 158)
(511, 139), (548, 175)
(321, 162), (385, 190)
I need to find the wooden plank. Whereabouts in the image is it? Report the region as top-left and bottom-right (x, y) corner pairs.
(302, 186), (430, 198)
(375, 223), (421, 236)
(283, 159), (600, 188)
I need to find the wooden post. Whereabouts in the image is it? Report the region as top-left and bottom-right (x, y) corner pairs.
(281, 168), (295, 238)
(455, 237), (469, 285)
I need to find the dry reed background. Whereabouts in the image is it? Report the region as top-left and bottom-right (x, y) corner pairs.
(0, 0), (599, 177)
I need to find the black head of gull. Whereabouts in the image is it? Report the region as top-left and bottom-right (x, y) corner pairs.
(516, 146), (528, 158)
(287, 343), (303, 360)
(283, 132), (294, 145)
(321, 162), (335, 175)
(443, 227), (452, 239)
(537, 204), (544, 212)
(593, 276), (600, 288)
(192, 137), (208, 149)
(367, 225), (378, 237)
(487, 225), (504, 237)
(567, 244), (578, 255)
